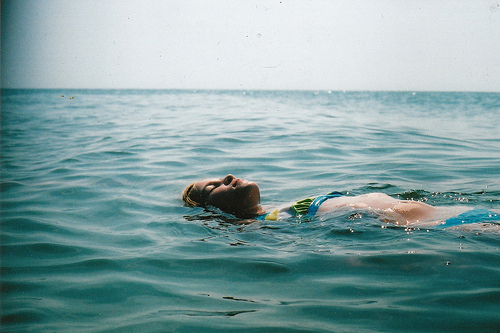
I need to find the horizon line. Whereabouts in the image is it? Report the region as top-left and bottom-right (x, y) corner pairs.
(1, 87), (499, 94)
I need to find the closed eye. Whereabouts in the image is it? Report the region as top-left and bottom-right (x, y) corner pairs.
(205, 184), (217, 194)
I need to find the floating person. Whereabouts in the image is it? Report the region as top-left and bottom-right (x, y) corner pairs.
(182, 174), (500, 228)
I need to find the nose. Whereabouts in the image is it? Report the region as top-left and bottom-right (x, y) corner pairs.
(222, 174), (234, 185)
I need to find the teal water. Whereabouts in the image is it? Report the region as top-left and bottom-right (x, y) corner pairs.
(1, 89), (499, 332)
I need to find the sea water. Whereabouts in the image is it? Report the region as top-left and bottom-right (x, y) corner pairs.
(1, 89), (499, 332)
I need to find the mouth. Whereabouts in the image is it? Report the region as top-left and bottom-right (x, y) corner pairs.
(232, 178), (242, 187)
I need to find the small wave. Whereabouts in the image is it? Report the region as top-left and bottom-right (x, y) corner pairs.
(157, 309), (258, 317)
(1, 217), (75, 235)
(189, 147), (226, 154)
(2, 242), (95, 258)
(1, 310), (47, 326)
(0, 180), (25, 192)
(104, 150), (135, 156)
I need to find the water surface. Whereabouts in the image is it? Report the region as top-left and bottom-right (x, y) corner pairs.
(1, 89), (499, 332)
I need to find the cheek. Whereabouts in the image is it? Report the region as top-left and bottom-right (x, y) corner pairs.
(207, 187), (256, 211)
(233, 188), (258, 205)
(207, 190), (233, 207)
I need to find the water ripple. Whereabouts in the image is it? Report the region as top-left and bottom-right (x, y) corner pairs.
(1, 90), (499, 332)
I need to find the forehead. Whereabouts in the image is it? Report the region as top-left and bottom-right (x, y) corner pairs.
(190, 178), (219, 203)
(192, 178), (220, 196)
(194, 178), (218, 190)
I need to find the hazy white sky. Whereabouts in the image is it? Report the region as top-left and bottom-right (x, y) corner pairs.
(1, 0), (499, 91)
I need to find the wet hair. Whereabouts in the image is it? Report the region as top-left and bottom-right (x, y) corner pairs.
(182, 183), (203, 207)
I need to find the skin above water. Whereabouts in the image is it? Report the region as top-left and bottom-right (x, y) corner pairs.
(185, 175), (471, 225)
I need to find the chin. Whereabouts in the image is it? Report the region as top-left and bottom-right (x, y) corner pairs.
(246, 184), (261, 203)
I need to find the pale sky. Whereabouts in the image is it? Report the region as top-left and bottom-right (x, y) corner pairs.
(1, 0), (499, 91)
